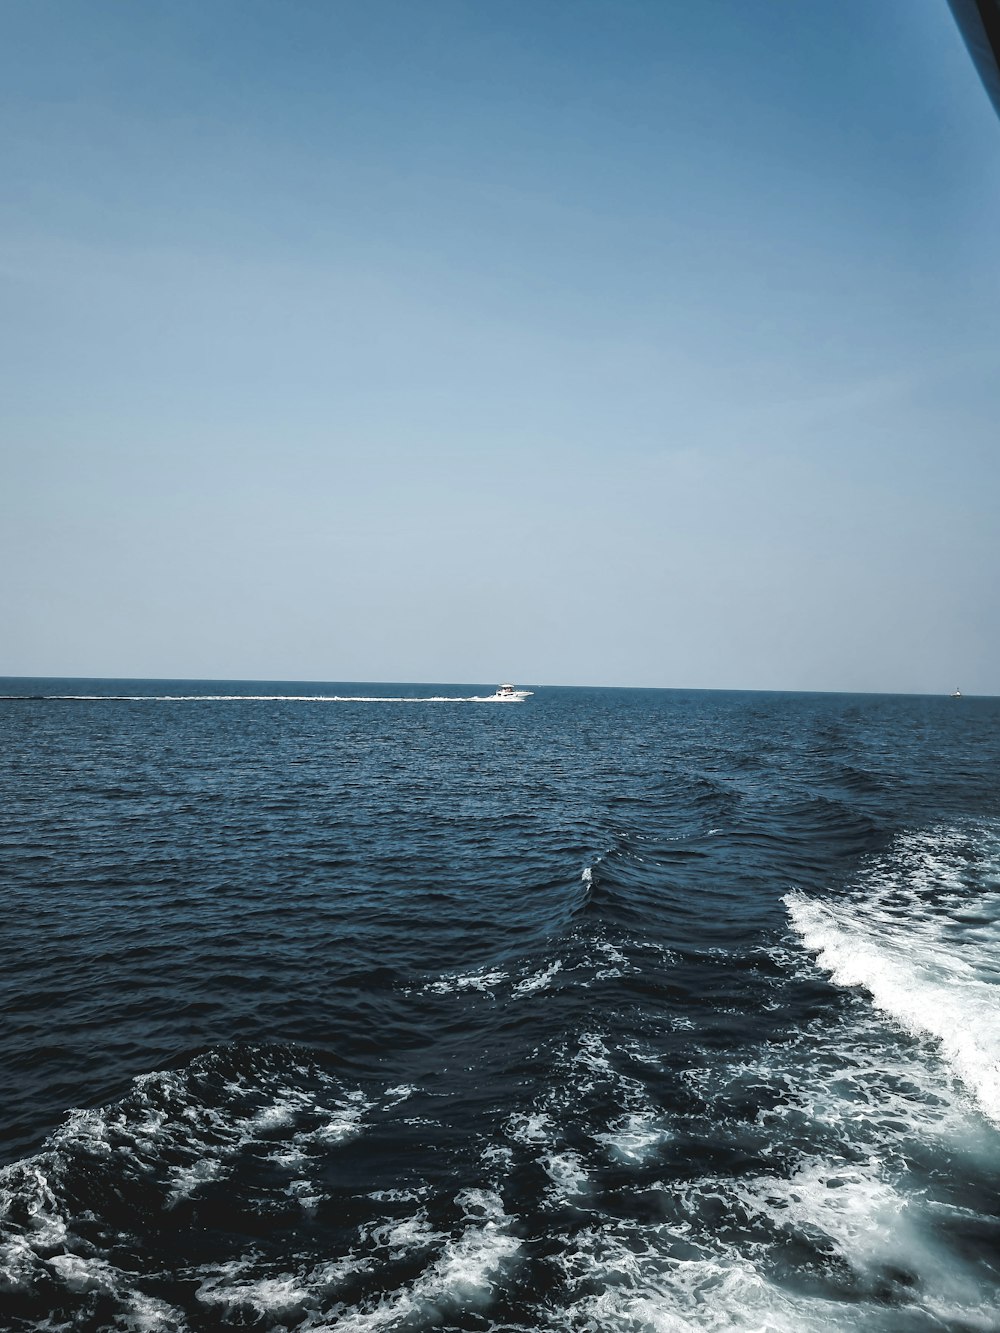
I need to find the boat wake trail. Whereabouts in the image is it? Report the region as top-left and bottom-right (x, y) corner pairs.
(786, 823), (1000, 1126)
(2, 694), (529, 704)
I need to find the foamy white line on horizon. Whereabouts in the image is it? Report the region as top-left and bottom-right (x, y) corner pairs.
(15, 694), (528, 704)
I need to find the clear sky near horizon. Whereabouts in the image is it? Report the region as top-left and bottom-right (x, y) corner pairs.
(2, 0), (998, 693)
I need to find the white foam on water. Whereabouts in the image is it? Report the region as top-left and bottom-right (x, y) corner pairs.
(294, 1097), (371, 1149)
(728, 1156), (989, 1310)
(243, 1098), (304, 1132)
(513, 959), (562, 997)
(595, 1110), (672, 1166)
(192, 1251), (376, 1326)
(166, 1156), (226, 1208)
(425, 950), (601, 1002)
(567, 1031), (654, 1111)
(694, 1025), (992, 1159)
(306, 1189), (520, 1333)
(0, 1234), (41, 1296)
(268, 1145), (312, 1168)
(0, 1161), (76, 1302)
(536, 1171), (1000, 1333)
(119, 1290), (189, 1333)
(6, 824), (999, 1331)
(383, 1084), (417, 1104)
(540, 1150), (589, 1201)
(0, 1047), (387, 1327)
(166, 1083), (372, 1206)
(48, 1106), (115, 1160)
(504, 1104), (592, 1204)
(501, 1026), (674, 1218)
(196, 1258), (336, 1323)
(0, 1164), (68, 1257)
(596, 939), (626, 964)
(285, 1178), (327, 1215)
(414, 1188), (520, 1305)
(505, 1111), (553, 1146)
(480, 1142), (514, 1173)
(367, 1187), (429, 1203)
(577, 934), (644, 983)
(670, 1007), (1000, 1313)
(786, 825), (1000, 1126)
(43, 1254), (188, 1330)
(421, 966), (510, 996)
(573, 1031), (614, 1077)
(46, 1253), (120, 1295)
(548, 1230), (846, 1333)
(489, 828), (1000, 1332)
(362, 1210), (439, 1257)
(593, 938), (630, 976)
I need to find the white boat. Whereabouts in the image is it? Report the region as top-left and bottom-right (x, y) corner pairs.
(950, 687), (963, 698)
(486, 683), (533, 702)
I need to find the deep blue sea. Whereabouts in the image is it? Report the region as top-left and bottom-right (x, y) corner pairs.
(2, 680), (999, 1332)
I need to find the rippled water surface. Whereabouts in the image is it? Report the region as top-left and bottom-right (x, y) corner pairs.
(2, 680), (999, 1331)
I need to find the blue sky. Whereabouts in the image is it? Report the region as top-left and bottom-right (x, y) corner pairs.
(2, 0), (998, 691)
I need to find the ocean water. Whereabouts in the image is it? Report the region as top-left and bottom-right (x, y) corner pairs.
(1, 680), (999, 1333)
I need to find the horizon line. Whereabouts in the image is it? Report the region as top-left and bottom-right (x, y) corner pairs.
(0, 674), (989, 701)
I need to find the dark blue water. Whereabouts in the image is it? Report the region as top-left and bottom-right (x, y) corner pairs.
(2, 680), (999, 1331)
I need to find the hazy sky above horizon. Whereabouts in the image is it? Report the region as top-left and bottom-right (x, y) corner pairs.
(3, 0), (998, 692)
